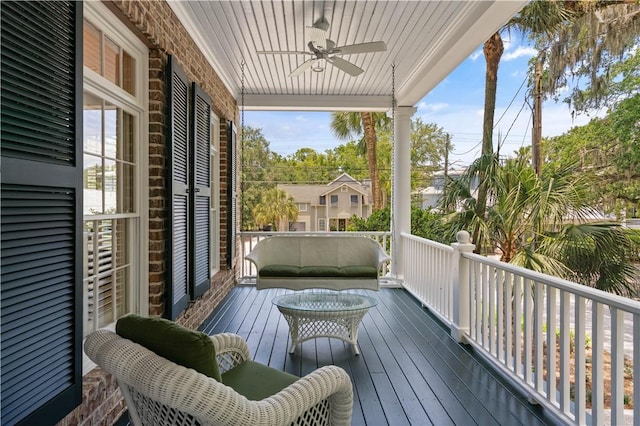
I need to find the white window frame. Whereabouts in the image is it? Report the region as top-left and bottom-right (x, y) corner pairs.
(82, 1), (148, 374)
(210, 113), (221, 276)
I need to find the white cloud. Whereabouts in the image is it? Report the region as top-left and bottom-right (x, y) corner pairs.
(469, 49), (483, 61)
(418, 102), (449, 113)
(503, 46), (538, 61)
(502, 38), (514, 53)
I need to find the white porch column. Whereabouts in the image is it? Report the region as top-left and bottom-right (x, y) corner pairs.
(391, 106), (416, 279)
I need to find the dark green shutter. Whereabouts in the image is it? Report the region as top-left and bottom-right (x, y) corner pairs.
(0, 1), (83, 425)
(167, 56), (190, 319)
(190, 83), (211, 299)
(226, 121), (237, 267)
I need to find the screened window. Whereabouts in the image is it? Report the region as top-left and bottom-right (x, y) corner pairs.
(330, 195), (338, 206)
(351, 194), (359, 206)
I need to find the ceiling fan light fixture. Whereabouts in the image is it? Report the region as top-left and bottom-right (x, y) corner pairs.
(312, 59), (325, 72)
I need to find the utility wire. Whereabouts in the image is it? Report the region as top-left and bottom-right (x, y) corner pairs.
(499, 98), (530, 152)
(494, 73), (528, 128)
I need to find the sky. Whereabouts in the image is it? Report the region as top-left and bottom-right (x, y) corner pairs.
(244, 35), (604, 167)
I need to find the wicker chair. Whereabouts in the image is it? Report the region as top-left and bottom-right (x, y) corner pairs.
(84, 329), (353, 426)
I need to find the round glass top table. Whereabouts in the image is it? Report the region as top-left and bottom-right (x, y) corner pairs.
(272, 291), (377, 355)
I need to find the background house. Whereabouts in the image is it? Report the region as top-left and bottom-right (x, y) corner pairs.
(279, 173), (373, 231)
(418, 168), (479, 210)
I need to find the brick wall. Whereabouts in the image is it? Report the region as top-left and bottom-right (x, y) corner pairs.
(59, 0), (240, 424)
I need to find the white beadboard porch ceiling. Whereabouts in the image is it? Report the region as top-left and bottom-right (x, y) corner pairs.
(168, 1), (526, 111)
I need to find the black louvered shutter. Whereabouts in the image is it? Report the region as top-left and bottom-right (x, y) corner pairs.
(226, 121), (237, 267)
(0, 1), (83, 425)
(167, 56), (190, 319)
(190, 83), (211, 298)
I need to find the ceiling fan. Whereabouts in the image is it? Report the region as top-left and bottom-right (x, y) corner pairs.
(257, 18), (387, 77)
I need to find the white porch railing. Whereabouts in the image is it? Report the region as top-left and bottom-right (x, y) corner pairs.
(237, 231), (392, 282)
(402, 231), (640, 426)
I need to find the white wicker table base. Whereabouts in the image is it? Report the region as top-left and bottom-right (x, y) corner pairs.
(277, 305), (372, 355)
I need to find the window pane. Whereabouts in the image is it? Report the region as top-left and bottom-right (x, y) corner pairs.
(104, 102), (117, 158)
(118, 162), (135, 214)
(84, 219), (130, 334)
(104, 159), (117, 213)
(83, 20), (101, 74)
(122, 50), (136, 95)
(83, 92), (102, 155)
(84, 154), (103, 214)
(104, 36), (120, 86)
(121, 111), (135, 162)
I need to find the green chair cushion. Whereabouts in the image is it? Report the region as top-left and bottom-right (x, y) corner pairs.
(116, 315), (221, 382)
(339, 265), (378, 278)
(298, 265), (341, 277)
(259, 264), (301, 277)
(221, 360), (298, 400)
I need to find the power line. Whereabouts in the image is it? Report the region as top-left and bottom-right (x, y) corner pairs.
(494, 73), (528, 128)
(451, 139), (482, 156)
(499, 98), (530, 152)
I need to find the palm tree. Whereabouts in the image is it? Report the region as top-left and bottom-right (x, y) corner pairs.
(441, 153), (638, 296)
(252, 188), (298, 231)
(330, 112), (390, 210)
(474, 2), (574, 239)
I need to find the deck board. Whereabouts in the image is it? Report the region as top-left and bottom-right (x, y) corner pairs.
(200, 286), (558, 426)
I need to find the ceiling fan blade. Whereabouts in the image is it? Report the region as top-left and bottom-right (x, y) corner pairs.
(257, 50), (312, 55)
(289, 59), (314, 77)
(305, 26), (327, 49)
(333, 41), (387, 55)
(327, 57), (364, 77)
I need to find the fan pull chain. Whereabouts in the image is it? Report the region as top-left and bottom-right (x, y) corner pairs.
(240, 59), (246, 228)
(390, 63), (397, 275)
(240, 59), (246, 132)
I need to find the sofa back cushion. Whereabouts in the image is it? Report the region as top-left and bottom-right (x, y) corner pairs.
(256, 236), (380, 268)
(116, 315), (222, 382)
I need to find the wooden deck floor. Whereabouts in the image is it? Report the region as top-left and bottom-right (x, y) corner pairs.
(200, 286), (559, 426)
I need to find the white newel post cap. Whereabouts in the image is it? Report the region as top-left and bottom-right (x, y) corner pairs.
(456, 230), (471, 244)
